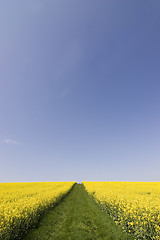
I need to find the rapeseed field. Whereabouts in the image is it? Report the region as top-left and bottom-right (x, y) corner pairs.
(83, 182), (160, 239)
(0, 182), (75, 240)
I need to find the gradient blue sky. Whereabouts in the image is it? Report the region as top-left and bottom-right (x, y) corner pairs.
(0, 1), (160, 182)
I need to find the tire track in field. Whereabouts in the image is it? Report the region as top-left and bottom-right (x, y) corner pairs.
(22, 184), (133, 240)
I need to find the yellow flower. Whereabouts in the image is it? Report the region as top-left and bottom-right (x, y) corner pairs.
(83, 181), (160, 239)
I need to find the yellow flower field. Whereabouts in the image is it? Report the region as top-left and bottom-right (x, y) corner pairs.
(0, 182), (75, 240)
(83, 182), (160, 239)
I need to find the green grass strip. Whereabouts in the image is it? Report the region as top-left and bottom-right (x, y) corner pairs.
(22, 184), (134, 240)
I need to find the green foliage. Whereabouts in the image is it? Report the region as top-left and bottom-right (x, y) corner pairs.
(22, 184), (133, 240)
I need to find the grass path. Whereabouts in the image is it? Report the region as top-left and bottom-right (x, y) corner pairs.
(22, 184), (133, 240)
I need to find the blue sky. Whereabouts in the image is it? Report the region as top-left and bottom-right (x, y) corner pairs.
(0, 1), (160, 182)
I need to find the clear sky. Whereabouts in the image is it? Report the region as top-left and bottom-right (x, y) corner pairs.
(0, 1), (160, 182)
